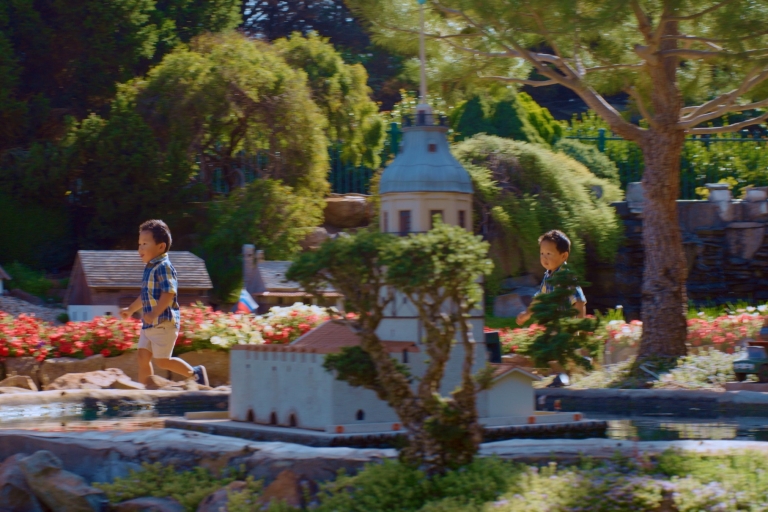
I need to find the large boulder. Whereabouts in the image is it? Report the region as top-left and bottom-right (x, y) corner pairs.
(4, 357), (41, 388)
(0, 375), (37, 391)
(19, 450), (106, 512)
(44, 368), (143, 391)
(258, 470), (311, 509)
(299, 227), (331, 251)
(111, 497), (185, 512)
(103, 351), (139, 382)
(39, 355), (105, 389)
(196, 481), (249, 512)
(493, 287), (538, 318)
(323, 194), (372, 228)
(0, 454), (44, 512)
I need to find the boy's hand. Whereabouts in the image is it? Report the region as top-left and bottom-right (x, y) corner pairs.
(516, 310), (532, 326)
(142, 312), (156, 324)
(119, 308), (132, 320)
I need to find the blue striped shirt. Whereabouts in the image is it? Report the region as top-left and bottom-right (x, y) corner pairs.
(141, 253), (180, 329)
(535, 263), (587, 305)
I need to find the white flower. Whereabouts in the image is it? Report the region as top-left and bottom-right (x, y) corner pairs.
(210, 336), (224, 346)
(748, 306), (756, 312)
(759, 305), (767, 313)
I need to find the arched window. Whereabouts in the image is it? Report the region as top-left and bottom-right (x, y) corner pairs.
(356, 409), (365, 421)
(289, 413), (298, 427)
(247, 409), (255, 423)
(269, 412), (278, 425)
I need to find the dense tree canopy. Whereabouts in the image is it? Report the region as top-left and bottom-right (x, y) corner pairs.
(0, 0), (240, 153)
(274, 32), (384, 167)
(347, 0), (768, 360)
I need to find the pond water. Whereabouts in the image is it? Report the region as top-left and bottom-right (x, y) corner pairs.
(3, 404), (768, 441)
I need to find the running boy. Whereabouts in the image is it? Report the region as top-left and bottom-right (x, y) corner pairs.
(516, 230), (586, 326)
(120, 219), (208, 387)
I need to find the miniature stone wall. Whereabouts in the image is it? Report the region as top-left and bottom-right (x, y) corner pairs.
(587, 183), (768, 318)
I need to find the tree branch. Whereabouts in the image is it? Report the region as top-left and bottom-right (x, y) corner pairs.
(690, 110), (768, 134)
(656, 49), (723, 60)
(478, 75), (558, 87)
(584, 63), (644, 73)
(680, 67), (768, 124)
(626, 86), (659, 128)
(664, 0), (739, 21)
(630, 0), (654, 44)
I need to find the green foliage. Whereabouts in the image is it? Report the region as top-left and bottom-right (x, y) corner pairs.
(553, 139), (620, 186)
(4, 262), (52, 298)
(95, 462), (259, 511)
(653, 349), (740, 390)
(275, 32), (385, 168)
(452, 97), (496, 142)
(489, 96), (544, 145)
(201, 178), (321, 302)
(453, 135), (623, 278)
(517, 93), (563, 145)
(522, 266), (600, 369)
(56, 313), (70, 324)
(323, 345), (412, 397)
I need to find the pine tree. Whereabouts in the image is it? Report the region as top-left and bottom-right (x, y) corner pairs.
(453, 96), (495, 141)
(522, 267), (600, 370)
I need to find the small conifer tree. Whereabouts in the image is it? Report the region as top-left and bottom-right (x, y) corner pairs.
(521, 267), (600, 370)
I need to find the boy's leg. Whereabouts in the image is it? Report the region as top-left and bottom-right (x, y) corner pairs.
(137, 348), (154, 386)
(154, 357), (193, 379)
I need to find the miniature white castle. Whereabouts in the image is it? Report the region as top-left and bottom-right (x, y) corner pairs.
(229, 104), (583, 435)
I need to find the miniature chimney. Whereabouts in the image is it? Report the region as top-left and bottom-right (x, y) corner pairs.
(243, 244), (256, 292)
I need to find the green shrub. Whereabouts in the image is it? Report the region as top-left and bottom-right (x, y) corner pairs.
(56, 313), (69, 323)
(453, 135), (624, 278)
(4, 262), (52, 298)
(517, 92), (563, 144)
(95, 462), (259, 511)
(554, 139), (621, 186)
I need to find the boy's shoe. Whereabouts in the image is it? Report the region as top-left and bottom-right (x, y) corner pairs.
(192, 365), (209, 387)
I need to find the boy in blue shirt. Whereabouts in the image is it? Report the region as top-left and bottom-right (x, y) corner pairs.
(120, 219), (208, 387)
(516, 230), (587, 325)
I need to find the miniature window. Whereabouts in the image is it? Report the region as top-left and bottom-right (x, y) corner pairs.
(356, 410), (365, 421)
(428, 143), (437, 152)
(269, 412), (278, 425)
(458, 210), (466, 229)
(383, 211), (389, 232)
(430, 210), (444, 229)
(402, 349), (409, 364)
(399, 210), (411, 235)
(247, 409), (255, 423)
(289, 413), (298, 427)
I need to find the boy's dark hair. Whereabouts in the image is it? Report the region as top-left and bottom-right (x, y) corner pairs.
(139, 219), (172, 252)
(538, 230), (570, 254)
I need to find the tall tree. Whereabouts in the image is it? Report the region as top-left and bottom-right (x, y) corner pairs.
(274, 32), (384, 167)
(0, 0), (240, 152)
(347, 0), (768, 361)
(287, 224), (493, 472)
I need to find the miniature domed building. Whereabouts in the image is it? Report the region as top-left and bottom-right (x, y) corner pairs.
(379, 104), (473, 234)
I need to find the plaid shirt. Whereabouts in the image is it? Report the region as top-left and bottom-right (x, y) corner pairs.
(141, 253), (180, 329)
(535, 263), (587, 305)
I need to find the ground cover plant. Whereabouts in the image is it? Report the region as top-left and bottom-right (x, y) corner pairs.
(98, 451), (768, 512)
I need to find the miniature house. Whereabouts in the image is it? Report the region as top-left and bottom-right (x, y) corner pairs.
(64, 251), (212, 321)
(242, 245), (341, 314)
(0, 265), (10, 294)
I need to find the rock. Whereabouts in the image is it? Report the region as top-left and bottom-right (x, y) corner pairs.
(4, 357), (41, 388)
(170, 350), (230, 387)
(103, 352), (139, 382)
(110, 378), (145, 391)
(0, 453), (44, 512)
(39, 355), (105, 388)
(0, 387), (36, 394)
(196, 481), (249, 512)
(19, 450), (106, 512)
(493, 287), (538, 318)
(0, 375), (38, 391)
(323, 194), (372, 228)
(299, 227), (330, 251)
(500, 274), (538, 291)
(144, 375), (177, 390)
(0, 296), (67, 324)
(44, 368), (135, 391)
(111, 497), (185, 512)
(258, 470), (306, 509)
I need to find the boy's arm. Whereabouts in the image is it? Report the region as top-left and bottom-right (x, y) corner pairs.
(143, 292), (175, 324)
(516, 297), (536, 325)
(120, 297), (143, 319)
(574, 300), (586, 319)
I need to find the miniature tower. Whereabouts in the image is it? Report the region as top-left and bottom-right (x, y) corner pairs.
(378, 2), (473, 235)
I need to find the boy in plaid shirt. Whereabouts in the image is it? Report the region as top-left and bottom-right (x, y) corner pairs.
(120, 220), (208, 386)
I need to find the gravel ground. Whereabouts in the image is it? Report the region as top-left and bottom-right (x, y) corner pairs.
(0, 296), (66, 324)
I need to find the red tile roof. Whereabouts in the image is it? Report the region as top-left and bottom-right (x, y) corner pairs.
(291, 321), (420, 354)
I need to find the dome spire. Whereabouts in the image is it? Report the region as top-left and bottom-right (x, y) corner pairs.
(417, 0), (432, 116)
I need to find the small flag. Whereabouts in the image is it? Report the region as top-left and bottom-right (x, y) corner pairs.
(235, 289), (258, 313)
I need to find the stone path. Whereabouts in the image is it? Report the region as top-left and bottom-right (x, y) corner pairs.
(0, 296), (66, 324)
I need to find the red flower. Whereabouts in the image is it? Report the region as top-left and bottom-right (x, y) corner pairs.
(101, 349), (111, 357)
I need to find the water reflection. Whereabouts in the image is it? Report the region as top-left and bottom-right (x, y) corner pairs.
(592, 414), (768, 441)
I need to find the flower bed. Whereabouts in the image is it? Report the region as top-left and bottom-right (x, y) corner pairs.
(0, 303), (330, 363)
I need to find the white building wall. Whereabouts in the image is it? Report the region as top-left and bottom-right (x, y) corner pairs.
(229, 349), (333, 430)
(485, 372), (537, 418)
(380, 192), (473, 233)
(330, 379), (399, 426)
(67, 305), (122, 322)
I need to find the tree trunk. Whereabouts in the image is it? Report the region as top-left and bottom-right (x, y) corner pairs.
(638, 128), (688, 359)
